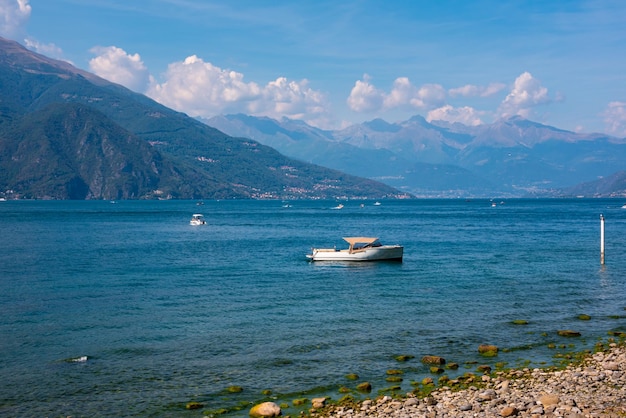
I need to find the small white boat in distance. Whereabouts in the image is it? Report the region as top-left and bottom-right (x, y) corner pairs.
(331, 203), (344, 210)
(307, 237), (403, 262)
(190, 214), (206, 225)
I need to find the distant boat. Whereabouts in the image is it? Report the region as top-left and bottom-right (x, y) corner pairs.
(331, 203), (344, 210)
(374, 201), (381, 206)
(307, 237), (403, 262)
(190, 214), (207, 225)
(622, 204), (626, 209)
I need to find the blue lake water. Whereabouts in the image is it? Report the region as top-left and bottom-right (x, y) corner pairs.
(1, 199), (625, 417)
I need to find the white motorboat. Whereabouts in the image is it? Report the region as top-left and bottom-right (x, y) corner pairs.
(307, 237), (403, 262)
(190, 214), (206, 225)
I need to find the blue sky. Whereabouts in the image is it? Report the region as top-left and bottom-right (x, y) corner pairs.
(1, 0), (626, 135)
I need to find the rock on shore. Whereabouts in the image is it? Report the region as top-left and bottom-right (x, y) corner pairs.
(311, 343), (626, 418)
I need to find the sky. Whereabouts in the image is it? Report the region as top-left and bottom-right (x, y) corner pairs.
(1, 0), (626, 136)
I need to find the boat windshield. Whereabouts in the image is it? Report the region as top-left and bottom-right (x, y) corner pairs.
(353, 240), (381, 249)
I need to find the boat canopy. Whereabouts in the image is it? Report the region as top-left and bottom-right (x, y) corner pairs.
(343, 237), (382, 251)
(343, 237), (379, 245)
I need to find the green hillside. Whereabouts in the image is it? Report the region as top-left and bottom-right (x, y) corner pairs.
(0, 37), (407, 200)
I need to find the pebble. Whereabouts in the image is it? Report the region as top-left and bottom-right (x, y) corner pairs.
(311, 344), (626, 418)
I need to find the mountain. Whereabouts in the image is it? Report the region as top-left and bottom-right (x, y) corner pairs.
(0, 37), (407, 200)
(205, 114), (626, 197)
(557, 171), (626, 198)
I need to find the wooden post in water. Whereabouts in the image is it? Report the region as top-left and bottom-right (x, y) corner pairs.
(600, 214), (605, 265)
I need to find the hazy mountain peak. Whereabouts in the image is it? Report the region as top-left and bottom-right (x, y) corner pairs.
(363, 118), (401, 133)
(203, 112), (626, 197)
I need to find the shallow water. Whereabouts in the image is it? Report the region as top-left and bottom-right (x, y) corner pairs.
(1, 199), (625, 416)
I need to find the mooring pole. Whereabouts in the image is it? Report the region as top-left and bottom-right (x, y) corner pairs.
(600, 214), (605, 265)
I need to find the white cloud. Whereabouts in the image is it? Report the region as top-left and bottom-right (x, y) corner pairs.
(348, 75), (445, 113)
(89, 46), (152, 92)
(449, 82), (505, 98)
(23, 37), (64, 60)
(259, 77), (327, 119)
(346, 75), (385, 112)
(146, 55), (331, 127)
(498, 72), (551, 118)
(412, 83), (446, 109)
(603, 101), (626, 137)
(382, 77), (417, 109)
(0, 0), (31, 38)
(427, 105), (484, 126)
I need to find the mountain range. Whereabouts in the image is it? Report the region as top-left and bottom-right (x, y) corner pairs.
(0, 37), (406, 200)
(2, 35), (625, 200)
(205, 114), (626, 197)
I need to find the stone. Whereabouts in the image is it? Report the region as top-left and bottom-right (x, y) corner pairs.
(499, 380), (510, 392)
(422, 377), (434, 385)
(356, 382), (372, 392)
(185, 402), (203, 410)
(501, 406), (518, 416)
(249, 401), (281, 417)
(478, 344), (499, 356)
(312, 397), (326, 409)
(404, 397), (418, 407)
(421, 355), (446, 364)
(478, 389), (497, 401)
(477, 364), (492, 374)
(530, 405), (544, 414)
(539, 393), (560, 406)
(459, 403), (472, 411)
(557, 330), (581, 337)
(424, 396), (437, 406)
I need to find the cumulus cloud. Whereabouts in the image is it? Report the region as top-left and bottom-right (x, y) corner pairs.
(449, 82), (506, 98)
(348, 75), (445, 113)
(89, 46), (152, 92)
(498, 72), (551, 118)
(259, 77), (327, 119)
(427, 105), (485, 126)
(0, 0), (31, 38)
(145, 55), (330, 127)
(346, 75), (385, 112)
(603, 101), (626, 137)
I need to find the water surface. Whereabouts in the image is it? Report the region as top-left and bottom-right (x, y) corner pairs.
(1, 199), (625, 416)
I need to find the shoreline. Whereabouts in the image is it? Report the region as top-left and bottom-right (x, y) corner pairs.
(300, 341), (625, 418)
(243, 340), (626, 418)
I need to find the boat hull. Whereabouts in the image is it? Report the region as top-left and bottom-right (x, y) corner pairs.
(307, 245), (403, 262)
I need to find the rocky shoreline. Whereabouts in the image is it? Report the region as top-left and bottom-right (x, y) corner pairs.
(248, 342), (625, 418)
(305, 342), (626, 418)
